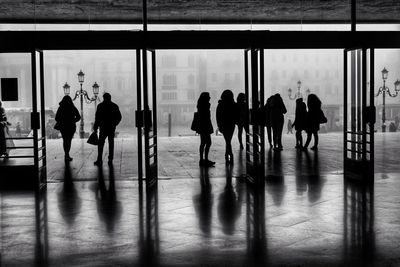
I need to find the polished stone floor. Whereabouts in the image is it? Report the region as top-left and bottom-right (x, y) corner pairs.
(1, 133), (400, 266)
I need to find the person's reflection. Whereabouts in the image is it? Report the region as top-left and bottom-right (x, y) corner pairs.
(193, 166), (213, 236)
(304, 150), (325, 203)
(35, 189), (48, 267)
(58, 162), (81, 226)
(266, 150), (286, 206)
(295, 149), (307, 196)
(218, 164), (242, 235)
(343, 180), (375, 265)
(138, 187), (160, 266)
(95, 166), (122, 233)
(246, 182), (267, 266)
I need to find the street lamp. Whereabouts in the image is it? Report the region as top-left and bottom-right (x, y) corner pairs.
(288, 80), (310, 100)
(63, 70), (101, 138)
(375, 67), (400, 132)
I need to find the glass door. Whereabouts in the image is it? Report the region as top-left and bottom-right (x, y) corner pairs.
(137, 49), (158, 190)
(344, 48), (375, 181)
(0, 51), (46, 190)
(244, 49), (265, 185)
(32, 50), (47, 189)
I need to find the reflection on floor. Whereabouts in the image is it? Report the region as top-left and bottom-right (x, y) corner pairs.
(2, 147), (400, 266)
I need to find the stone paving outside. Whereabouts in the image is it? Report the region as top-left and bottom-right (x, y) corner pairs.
(2, 132), (400, 181)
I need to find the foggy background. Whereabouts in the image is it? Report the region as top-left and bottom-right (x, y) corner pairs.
(1, 49), (400, 139)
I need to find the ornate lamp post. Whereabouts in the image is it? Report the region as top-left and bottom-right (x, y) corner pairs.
(288, 80), (310, 100)
(63, 70), (101, 138)
(375, 67), (400, 132)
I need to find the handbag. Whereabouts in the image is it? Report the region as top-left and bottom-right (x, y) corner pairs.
(87, 131), (99, 146)
(319, 109), (328, 124)
(191, 112), (200, 132)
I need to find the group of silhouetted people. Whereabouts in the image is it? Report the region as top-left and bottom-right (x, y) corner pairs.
(193, 90), (326, 166)
(55, 93), (121, 166)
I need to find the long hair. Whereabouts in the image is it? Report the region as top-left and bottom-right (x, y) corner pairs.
(307, 94), (322, 110)
(197, 92), (210, 109)
(237, 93), (245, 104)
(220, 90), (234, 104)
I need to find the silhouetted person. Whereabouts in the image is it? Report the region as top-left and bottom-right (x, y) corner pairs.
(263, 96), (273, 148)
(304, 94), (326, 151)
(270, 94), (287, 151)
(0, 100), (11, 157)
(236, 93), (248, 150)
(216, 90), (237, 164)
(292, 98), (307, 148)
(15, 122), (22, 137)
(94, 93), (122, 166)
(55, 96), (81, 162)
(196, 92), (215, 167)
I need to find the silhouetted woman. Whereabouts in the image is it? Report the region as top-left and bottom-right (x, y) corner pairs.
(264, 96), (273, 148)
(217, 90), (237, 164)
(304, 94), (326, 150)
(292, 98), (307, 148)
(55, 96), (81, 162)
(196, 92), (215, 167)
(236, 93), (248, 150)
(0, 101), (12, 158)
(270, 93), (287, 151)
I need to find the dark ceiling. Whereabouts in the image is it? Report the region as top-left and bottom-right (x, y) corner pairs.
(0, 0), (398, 24)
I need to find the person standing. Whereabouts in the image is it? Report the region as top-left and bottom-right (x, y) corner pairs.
(55, 96), (81, 162)
(195, 92), (215, 167)
(216, 90), (237, 164)
(292, 98), (307, 149)
(303, 94), (326, 151)
(94, 93), (122, 166)
(0, 101), (12, 158)
(264, 96), (273, 148)
(236, 93), (248, 150)
(270, 93), (287, 151)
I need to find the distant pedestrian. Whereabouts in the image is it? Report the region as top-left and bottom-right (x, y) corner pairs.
(217, 90), (237, 164)
(303, 94), (327, 151)
(287, 119), (293, 134)
(93, 93), (122, 166)
(264, 96), (273, 148)
(236, 93), (248, 150)
(270, 94), (287, 151)
(292, 98), (307, 148)
(15, 122), (22, 137)
(195, 92), (215, 167)
(55, 96), (81, 162)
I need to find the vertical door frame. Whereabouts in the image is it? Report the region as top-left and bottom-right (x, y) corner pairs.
(343, 47), (375, 181)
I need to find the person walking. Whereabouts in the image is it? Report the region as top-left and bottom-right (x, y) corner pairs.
(93, 93), (122, 166)
(195, 92), (215, 167)
(216, 90), (237, 164)
(236, 93), (248, 150)
(292, 98), (307, 149)
(55, 96), (81, 162)
(264, 96), (273, 148)
(303, 94), (327, 151)
(270, 93), (287, 151)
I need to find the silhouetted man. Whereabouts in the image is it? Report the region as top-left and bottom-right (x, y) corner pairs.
(94, 93), (122, 166)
